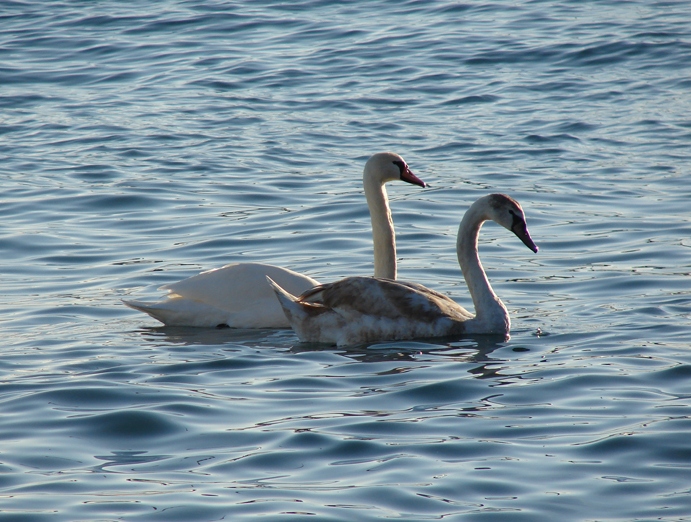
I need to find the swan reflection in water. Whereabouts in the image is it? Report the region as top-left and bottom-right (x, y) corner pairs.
(134, 323), (533, 382)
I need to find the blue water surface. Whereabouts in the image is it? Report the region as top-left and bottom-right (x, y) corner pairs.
(2, 1), (691, 520)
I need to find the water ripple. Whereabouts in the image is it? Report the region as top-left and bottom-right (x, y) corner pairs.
(1, 0), (691, 520)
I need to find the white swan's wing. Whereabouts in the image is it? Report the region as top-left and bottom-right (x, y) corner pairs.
(163, 262), (318, 309)
(126, 263), (319, 328)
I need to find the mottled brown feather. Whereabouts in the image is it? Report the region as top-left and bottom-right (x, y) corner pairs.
(299, 277), (473, 323)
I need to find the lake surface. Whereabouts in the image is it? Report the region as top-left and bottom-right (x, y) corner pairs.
(2, 1), (691, 520)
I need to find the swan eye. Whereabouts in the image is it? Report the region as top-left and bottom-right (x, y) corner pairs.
(509, 209), (524, 232)
(392, 160), (407, 175)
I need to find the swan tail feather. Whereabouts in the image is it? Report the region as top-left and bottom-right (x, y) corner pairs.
(122, 299), (170, 324)
(122, 299), (232, 327)
(266, 276), (303, 322)
(267, 276), (334, 341)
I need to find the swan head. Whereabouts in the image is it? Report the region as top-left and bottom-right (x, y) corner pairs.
(486, 194), (539, 253)
(364, 152), (427, 188)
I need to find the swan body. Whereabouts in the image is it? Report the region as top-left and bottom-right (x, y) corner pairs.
(124, 152), (426, 328)
(125, 262), (319, 328)
(270, 194), (538, 346)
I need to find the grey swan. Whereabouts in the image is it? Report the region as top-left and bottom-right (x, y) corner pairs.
(269, 194), (538, 345)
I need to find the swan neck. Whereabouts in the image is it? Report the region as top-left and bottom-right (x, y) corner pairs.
(365, 174), (396, 279)
(457, 202), (509, 330)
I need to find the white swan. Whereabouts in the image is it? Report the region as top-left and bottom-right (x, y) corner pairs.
(269, 194), (538, 346)
(123, 152), (426, 328)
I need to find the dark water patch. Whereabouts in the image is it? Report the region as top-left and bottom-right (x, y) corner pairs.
(436, 3), (474, 14)
(90, 70), (143, 85)
(7, 386), (136, 411)
(643, 363), (691, 384)
(524, 133), (580, 144)
(47, 193), (161, 213)
(441, 94), (499, 106)
(572, 428), (666, 464)
(193, 78), (248, 91)
(465, 46), (564, 66)
(387, 376), (488, 406)
(65, 409), (186, 443)
(70, 164), (122, 182)
(0, 93), (55, 109)
(263, 376), (349, 394)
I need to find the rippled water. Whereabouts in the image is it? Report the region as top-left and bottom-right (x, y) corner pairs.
(2, 1), (691, 520)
